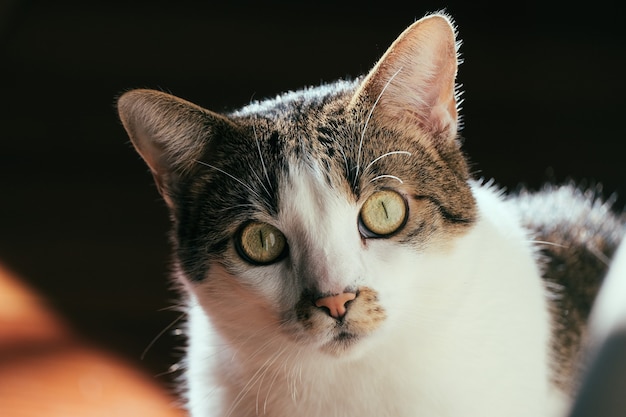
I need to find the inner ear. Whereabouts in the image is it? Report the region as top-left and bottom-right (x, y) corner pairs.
(351, 13), (460, 139)
(117, 89), (234, 204)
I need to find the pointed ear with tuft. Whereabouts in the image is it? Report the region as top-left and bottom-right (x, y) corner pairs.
(352, 13), (460, 139)
(117, 89), (230, 206)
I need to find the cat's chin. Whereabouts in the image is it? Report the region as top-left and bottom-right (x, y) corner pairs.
(316, 328), (391, 361)
(318, 331), (362, 357)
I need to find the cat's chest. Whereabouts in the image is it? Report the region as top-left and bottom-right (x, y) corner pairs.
(221, 348), (439, 417)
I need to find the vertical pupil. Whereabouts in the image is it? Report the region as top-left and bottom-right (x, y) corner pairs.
(380, 200), (389, 219)
(359, 190), (406, 237)
(258, 228), (277, 252)
(238, 223), (286, 264)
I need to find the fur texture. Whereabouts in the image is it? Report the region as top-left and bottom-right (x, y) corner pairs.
(117, 12), (624, 417)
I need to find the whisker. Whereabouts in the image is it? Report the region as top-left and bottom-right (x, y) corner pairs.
(369, 174), (404, 184)
(364, 150), (412, 173)
(354, 67), (403, 186)
(289, 349), (304, 404)
(528, 240), (568, 249)
(249, 164), (271, 198)
(588, 244), (611, 267)
(338, 144), (350, 178)
(253, 122), (274, 194)
(194, 159), (263, 201)
(153, 362), (182, 378)
(255, 341), (293, 415)
(141, 312), (186, 361)
(239, 329), (283, 364)
(264, 359), (284, 414)
(226, 344), (287, 417)
(215, 203), (258, 214)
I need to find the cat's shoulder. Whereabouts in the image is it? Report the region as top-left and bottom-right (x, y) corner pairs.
(511, 182), (624, 249)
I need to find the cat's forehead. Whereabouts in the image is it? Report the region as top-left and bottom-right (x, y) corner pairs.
(232, 79), (359, 120)
(280, 160), (355, 227)
(234, 91), (429, 187)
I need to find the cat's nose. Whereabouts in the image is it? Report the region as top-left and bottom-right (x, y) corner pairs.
(315, 292), (357, 319)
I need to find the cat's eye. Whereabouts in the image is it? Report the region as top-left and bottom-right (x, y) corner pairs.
(236, 222), (287, 265)
(359, 190), (408, 237)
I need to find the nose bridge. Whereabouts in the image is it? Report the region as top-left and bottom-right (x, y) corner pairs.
(284, 162), (360, 294)
(298, 237), (348, 294)
(293, 202), (360, 295)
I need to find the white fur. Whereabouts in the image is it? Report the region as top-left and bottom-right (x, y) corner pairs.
(181, 172), (567, 417)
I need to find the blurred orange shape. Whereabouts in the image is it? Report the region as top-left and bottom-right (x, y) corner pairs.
(0, 263), (187, 417)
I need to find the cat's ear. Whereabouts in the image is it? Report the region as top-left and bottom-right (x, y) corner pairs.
(117, 89), (228, 205)
(352, 13), (460, 139)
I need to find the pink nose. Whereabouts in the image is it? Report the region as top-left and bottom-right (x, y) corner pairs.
(315, 292), (357, 319)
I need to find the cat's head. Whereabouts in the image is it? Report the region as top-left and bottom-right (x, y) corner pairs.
(118, 13), (476, 358)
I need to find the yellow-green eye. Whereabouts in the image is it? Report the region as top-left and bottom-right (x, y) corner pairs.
(360, 190), (407, 237)
(237, 222), (287, 264)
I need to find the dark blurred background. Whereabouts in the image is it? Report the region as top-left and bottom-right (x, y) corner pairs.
(1, 0), (625, 390)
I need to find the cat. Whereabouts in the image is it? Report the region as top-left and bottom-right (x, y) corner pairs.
(117, 12), (624, 417)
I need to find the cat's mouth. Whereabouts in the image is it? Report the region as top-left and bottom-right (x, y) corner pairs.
(293, 286), (386, 355)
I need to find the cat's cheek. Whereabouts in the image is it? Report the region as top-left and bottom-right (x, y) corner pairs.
(187, 263), (287, 330)
(211, 255), (302, 313)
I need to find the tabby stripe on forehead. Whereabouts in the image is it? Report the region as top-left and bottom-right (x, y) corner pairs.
(267, 131), (281, 157)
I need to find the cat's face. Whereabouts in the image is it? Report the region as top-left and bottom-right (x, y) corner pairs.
(118, 14), (476, 357)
